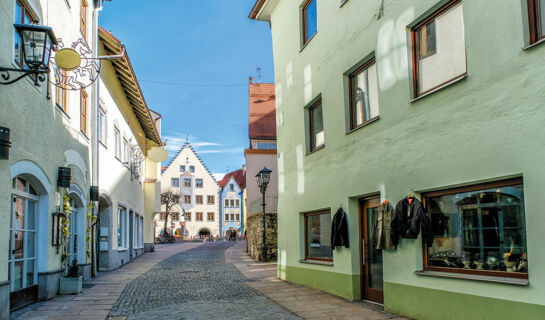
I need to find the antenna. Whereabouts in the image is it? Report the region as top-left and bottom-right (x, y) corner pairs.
(256, 66), (262, 82)
(185, 134), (189, 144)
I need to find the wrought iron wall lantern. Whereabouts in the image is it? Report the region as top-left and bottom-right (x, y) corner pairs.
(57, 167), (71, 188)
(0, 24), (57, 86)
(90, 186), (99, 201)
(0, 126), (11, 160)
(123, 144), (144, 181)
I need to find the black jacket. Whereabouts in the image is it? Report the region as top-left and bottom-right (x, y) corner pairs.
(391, 197), (433, 246)
(331, 208), (349, 249)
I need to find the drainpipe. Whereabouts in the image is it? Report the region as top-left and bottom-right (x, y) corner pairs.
(90, 0), (104, 278)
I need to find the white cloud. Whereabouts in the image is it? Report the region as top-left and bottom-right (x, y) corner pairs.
(213, 173), (225, 180)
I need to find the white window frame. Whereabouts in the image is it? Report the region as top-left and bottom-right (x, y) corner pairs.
(118, 205), (127, 250)
(98, 107), (107, 145)
(114, 127), (121, 160)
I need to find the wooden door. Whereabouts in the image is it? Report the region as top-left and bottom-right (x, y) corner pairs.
(359, 197), (384, 304)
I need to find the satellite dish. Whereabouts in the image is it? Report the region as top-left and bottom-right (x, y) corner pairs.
(148, 146), (168, 162)
(55, 48), (81, 71)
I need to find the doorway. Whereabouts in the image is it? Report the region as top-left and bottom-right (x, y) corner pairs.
(359, 196), (383, 304)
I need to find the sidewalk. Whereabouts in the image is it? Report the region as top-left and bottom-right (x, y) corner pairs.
(13, 242), (203, 320)
(226, 242), (408, 320)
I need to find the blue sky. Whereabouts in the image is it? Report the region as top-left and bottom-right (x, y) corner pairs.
(99, 1), (274, 178)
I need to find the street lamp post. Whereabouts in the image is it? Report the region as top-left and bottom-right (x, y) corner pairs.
(256, 167), (272, 262)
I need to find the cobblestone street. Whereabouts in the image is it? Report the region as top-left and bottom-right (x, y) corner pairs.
(13, 242), (405, 320)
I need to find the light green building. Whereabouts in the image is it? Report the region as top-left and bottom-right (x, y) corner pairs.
(250, 0), (545, 319)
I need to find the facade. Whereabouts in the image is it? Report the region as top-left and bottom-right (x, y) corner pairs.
(158, 143), (220, 238)
(251, 0), (545, 319)
(0, 0), (102, 313)
(244, 78), (278, 260)
(218, 168), (246, 238)
(96, 27), (163, 271)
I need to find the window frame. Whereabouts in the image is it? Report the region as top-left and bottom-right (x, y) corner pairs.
(117, 205), (127, 249)
(183, 178), (191, 188)
(196, 179), (203, 188)
(185, 212), (192, 221)
(308, 98), (324, 153)
(14, 0), (38, 67)
(196, 195), (203, 204)
(171, 178), (179, 188)
(189, 166), (195, 173)
(304, 209), (333, 262)
(527, 0), (545, 44)
(421, 177), (528, 279)
(80, 0), (88, 40)
(301, 0), (317, 47)
(184, 195), (191, 204)
(114, 127), (121, 160)
(180, 165), (185, 172)
(207, 212), (214, 221)
(80, 89), (88, 136)
(410, 0), (466, 99)
(207, 195), (215, 204)
(348, 57), (380, 131)
(196, 212), (203, 221)
(98, 107), (107, 145)
(55, 69), (68, 113)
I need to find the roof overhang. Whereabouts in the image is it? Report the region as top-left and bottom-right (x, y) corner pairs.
(249, 0), (279, 21)
(98, 26), (162, 146)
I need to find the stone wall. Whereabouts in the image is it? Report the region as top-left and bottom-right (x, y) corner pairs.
(246, 213), (277, 261)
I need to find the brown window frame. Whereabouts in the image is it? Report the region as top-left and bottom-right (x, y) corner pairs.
(411, 0), (466, 98)
(421, 177), (528, 279)
(304, 209), (333, 262)
(207, 195), (215, 204)
(80, 89), (88, 136)
(80, 0), (88, 40)
(308, 98), (324, 153)
(184, 195), (191, 204)
(14, 0), (38, 66)
(196, 179), (203, 188)
(185, 212), (192, 221)
(207, 212), (214, 221)
(196, 212), (203, 221)
(55, 70), (68, 112)
(348, 57), (379, 131)
(527, 0), (545, 44)
(301, 0), (317, 46)
(195, 195), (203, 204)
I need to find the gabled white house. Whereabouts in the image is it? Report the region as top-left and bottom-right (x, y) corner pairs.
(157, 143), (220, 238)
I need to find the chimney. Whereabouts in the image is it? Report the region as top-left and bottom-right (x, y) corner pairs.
(249, 76), (253, 84)
(242, 164), (246, 172)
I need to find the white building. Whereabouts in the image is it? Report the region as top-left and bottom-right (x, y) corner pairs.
(157, 143), (219, 238)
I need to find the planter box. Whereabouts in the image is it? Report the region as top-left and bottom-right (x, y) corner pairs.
(59, 276), (82, 295)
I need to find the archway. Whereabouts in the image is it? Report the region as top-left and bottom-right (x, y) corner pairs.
(198, 228), (211, 238)
(67, 185), (86, 268)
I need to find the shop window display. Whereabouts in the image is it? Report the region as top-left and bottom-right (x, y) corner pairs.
(423, 179), (527, 277)
(304, 210), (332, 261)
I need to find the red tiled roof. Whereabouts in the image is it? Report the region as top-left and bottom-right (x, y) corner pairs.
(218, 169), (246, 189)
(249, 81), (276, 140)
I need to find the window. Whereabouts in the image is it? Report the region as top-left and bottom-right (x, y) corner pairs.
(256, 142), (277, 150)
(412, 0), (466, 97)
(171, 178), (179, 187)
(80, 0), (88, 40)
(230, 183), (234, 191)
(235, 213), (240, 221)
(184, 178), (191, 187)
(98, 108), (106, 145)
(230, 213), (235, 221)
(235, 199), (240, 207)
(423, 178), (527, 278)
(349, 58), (379, 129)
(185, 212), (192, 221)
(55, 70), (68, 112)
(308, 98), (324, 152)
(527, 0), (545, 44)
(207, 212), (214, 221)
(14, 0), (37, 66)
(189, 166), (195, 173)
(160, 212), (166, 220)
(301, 0), (317, 46)
(224, 213), (229, 221)
(184, 195), (191, 204)
(230, 199), (235, 207)
(180, 165), (185, 172)
(196, 179), (203, 188)
(118, 206), (127, 249)
(123, 138), (129, 163)
(196, 195), (203, 204)
(196, 212), (203, 221)
(207, 195), (215, 204)
(304, 210), (333, 261)
(114, 127), (121, 159)
(224, 199), (229, 207)
(80, 89), (88, 136)
(174, 212), (180, 220)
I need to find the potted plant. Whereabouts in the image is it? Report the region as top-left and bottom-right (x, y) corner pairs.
(59, 259), (82, 294)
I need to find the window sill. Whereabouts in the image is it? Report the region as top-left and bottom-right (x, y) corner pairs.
(410, 73), (468, 103)
(300, 32), (317, 52)
(56, 104), (71, 120)
(523, 37), (545, 50)
(80, 131), (89, 142)
(307, 144), (325, 156)
(346, 116), (380, 135)
(299, 259), (333, 266)
(414, 270), (529, 286)
(118, 248), (128, 252)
